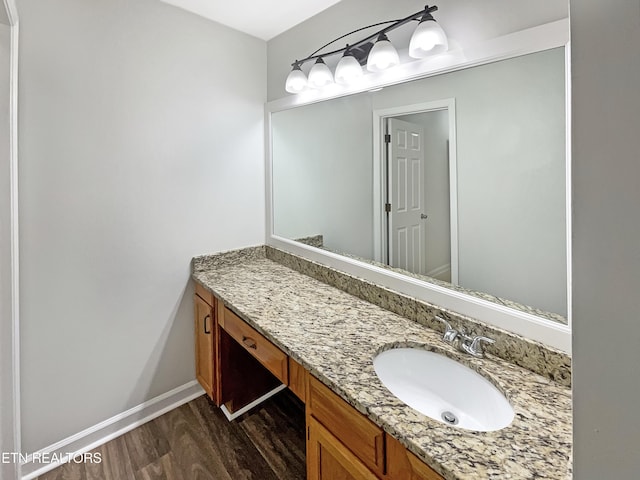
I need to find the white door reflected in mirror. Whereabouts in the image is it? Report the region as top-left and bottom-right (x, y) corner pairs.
(385, 109), (457, 284)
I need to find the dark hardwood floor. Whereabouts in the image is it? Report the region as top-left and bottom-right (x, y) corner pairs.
(37, 390), (306, 480)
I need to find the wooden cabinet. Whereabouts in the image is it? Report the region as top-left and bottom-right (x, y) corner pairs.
(385, 435), (443, 480)
(307, 375), (385, 477)
(306, 374), (443, 480)
(219, 306), (288, 415)
(194, 283), (218, 403)
(221, 307), (288, 383)
(193, 283), (443, 479)
(288, 357), (307, 402)
(308, 416), (379, 480)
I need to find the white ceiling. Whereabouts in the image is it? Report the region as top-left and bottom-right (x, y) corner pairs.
(160, 0), (342, 41)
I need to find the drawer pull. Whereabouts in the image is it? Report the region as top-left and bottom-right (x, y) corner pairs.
(223, 307), (288, 383)
(242, 336), (257, 350)
(204, 314), (211, 334)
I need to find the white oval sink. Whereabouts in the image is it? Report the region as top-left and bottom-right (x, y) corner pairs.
(373, 348), (514, 432)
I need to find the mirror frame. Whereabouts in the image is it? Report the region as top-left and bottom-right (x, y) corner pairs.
(265, 19), (571, 353)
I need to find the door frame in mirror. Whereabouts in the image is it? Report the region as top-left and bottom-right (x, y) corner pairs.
(265, 19), (571, 353)
(372, 99), (458, 284)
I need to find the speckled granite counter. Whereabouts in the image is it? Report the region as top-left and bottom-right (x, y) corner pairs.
(192, 247), (572, 480)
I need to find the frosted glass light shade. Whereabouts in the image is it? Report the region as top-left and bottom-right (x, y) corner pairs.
(285, 65), (307, 93)
(367, 34), (399, 72)
(308, 58), (334, 88)
(409, 19), (448, 58)
(335, 54), (363, 85)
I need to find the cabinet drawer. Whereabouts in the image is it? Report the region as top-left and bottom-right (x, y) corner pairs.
(194, 281), (214, 307)
(308, 376), (385, 476)
(221, 307), (288, 384)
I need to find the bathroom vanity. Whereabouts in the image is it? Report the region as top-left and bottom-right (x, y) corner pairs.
(190, 17), (573, 480)
(191, 246), (572, 480)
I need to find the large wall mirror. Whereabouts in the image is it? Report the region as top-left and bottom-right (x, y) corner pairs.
(266, 22), (571, 352)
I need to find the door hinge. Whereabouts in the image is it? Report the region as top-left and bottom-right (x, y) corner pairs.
(385, 203), (391, 213)
(307, 426), (310, 441)
(384, 134), (391, 144)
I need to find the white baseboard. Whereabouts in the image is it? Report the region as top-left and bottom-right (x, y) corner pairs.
(21, 380), (205, 480)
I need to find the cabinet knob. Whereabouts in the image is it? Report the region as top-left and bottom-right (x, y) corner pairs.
(242, 336), (258, 350)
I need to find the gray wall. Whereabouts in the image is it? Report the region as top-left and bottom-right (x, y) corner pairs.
(272, 94), (374, 258)
(572, 0), (640, 477)
(18, 0), (265, 452)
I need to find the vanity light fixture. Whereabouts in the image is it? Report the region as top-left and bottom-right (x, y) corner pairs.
(334, 48), (364, 85)
(308, 58), (334, 88)
(284, 4), (448, 94)
(367, 33), (400, 72)
(284, 62), (307, 93)
(409, 9), (449, 57)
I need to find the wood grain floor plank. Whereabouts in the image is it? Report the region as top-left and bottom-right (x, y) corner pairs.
(35, 390), (306, 480)
(136, 452), (181, 480)
(189, 396), (282, 480)
(83, 445), (107, 480)
(36, 460), (85, 480)
(142, 419), (171, 457)
(238, 393), (306, 480)
(155, 403), (232, 480)
(101, 435), (136, 480)
(124, 421), (170, 473)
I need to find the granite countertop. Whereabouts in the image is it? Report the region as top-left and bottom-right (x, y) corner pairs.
(192, 248), (572, 480)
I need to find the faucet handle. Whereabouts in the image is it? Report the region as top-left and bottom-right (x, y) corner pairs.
(434, 315), (458, 343)
(462, 335), (495, 358)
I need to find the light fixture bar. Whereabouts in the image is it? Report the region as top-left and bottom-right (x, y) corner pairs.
(285, 5), (446, 94)
(290, 5), (439, 68)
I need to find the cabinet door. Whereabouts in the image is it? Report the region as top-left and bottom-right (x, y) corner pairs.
(307, 376), (385, 476)
(308, 416), (379, 480)
(385, 434), (443, 480)
(194, 293), (215, 401)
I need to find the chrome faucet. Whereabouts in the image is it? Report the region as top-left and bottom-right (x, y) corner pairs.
(434, 315), (459, 343)
(434, 315), (495, 358)
(460, 332), (495, 357)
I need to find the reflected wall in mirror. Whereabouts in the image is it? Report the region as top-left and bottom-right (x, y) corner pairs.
(272, 47), (567, 322)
